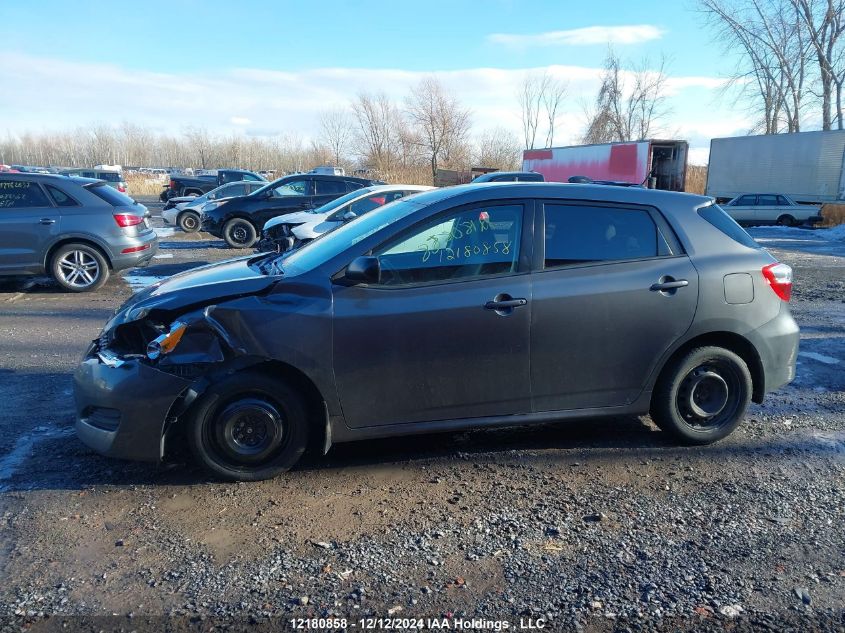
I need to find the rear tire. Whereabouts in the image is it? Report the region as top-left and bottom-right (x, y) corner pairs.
(178, 210), (200, 233)
(650, 346), (751, 445)
(777, 214), (796, 226)
(186, 371), (309, 481)
(50, 243), (109, 292)
(223, 218), (257, 248)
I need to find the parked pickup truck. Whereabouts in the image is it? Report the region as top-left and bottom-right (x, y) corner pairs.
(159, 169), (265, 201)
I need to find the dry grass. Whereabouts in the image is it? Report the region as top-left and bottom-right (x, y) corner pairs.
(820, 203), (845, 226)
(125, 172), (167, 196)
(685, 165), (707, 195)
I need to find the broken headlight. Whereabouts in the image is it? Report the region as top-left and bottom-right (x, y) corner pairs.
(146, 321), (188, 360)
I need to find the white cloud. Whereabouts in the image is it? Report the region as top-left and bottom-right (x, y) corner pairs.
(488, 25), (664, 47)
(0, 52), (740, 164)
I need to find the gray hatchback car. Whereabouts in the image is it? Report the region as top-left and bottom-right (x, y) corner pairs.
(74, 183), (798, 481)
(0, 174), (158, 291)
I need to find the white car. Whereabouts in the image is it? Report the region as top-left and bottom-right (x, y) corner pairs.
(162, 180), (265, 232)
(723, 194), (823, 226)
(257, 184), (434, 252)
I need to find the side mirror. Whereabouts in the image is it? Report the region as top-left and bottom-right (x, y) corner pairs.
(342, 210), (357, 221)
(345, 256), (380, 284)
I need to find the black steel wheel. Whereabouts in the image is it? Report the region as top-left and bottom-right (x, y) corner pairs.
(187, 372), (309, 481)
(651, 346), (752, 444)
(223, 218), (257, 248)
(777, 214), (797, 227)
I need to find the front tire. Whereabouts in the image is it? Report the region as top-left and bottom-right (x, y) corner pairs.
(223, 218), (257, 248)
(650, 346), (751, 445)
(186, 372), (309, 481)
(178, 210), (201, 233)
(50, 243), (109, 292)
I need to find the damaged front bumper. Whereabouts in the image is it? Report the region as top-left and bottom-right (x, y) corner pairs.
(74, 345), (194, 462)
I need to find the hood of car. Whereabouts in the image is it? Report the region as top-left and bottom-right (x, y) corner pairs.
(107, 256), (278, 329)
(265, 210), (325, 230)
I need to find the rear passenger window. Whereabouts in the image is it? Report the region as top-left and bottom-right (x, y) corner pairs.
(544, 204), (659, 268)
(45, 184), (79, 207)
(0, 180), (50, 208)
(758, 194), (778, 206)
(317, 180), (347, 195)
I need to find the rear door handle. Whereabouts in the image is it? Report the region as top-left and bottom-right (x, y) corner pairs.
(484, 298), (527, 310)
(650, 280), (688, 291)
(39, 218), (56, 225)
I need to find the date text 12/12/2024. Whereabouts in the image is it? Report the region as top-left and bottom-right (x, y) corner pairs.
(290, 617), (548, 630)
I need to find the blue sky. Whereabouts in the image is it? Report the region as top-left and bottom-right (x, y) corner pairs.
(0, 0), (750, 163)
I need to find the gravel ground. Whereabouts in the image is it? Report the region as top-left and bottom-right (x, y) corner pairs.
(0, 201), (843, 632)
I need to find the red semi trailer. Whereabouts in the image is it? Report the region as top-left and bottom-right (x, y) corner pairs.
(522, 140), (689, 191)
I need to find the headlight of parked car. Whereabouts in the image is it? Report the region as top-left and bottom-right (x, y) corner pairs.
(147, 321), (188, 360)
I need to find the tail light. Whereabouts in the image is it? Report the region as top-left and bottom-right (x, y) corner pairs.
(169, 179), (176, 189)
(118, 183), (127, 193)
(114, 213), (144, 228)
(762, 262), (792, 301)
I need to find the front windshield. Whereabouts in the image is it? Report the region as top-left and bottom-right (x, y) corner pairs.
(280, 196), (424, 276)
(310, 187), (374, 215)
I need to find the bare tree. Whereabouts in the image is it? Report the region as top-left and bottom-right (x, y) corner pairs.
(542, 76), (568, 147)
(405, 77), (472, 183)
(518, 73), (546, 150)
(791, 0), (845, 129)
(517, 72), (568, 149)
(318, 108), (353, 166)
(183, 126), (213, 168)
(582, 50), (671, 143)
(700, 0), (818, 133)
(350, 92), (401, 172)
(475, 127), (522, 170)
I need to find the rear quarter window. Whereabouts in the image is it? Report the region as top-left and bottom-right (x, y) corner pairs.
(698, 204), (761, 249)
(86, 183), (135, 206)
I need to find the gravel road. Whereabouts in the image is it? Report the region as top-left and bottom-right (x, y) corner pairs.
(0, 201), (843, 632)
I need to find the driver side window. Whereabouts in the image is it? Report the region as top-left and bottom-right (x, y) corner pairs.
(273, 180), (310, 197)
(372, 204), (523, 286)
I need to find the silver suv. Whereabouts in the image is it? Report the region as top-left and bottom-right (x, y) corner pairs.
(0, 174), (158, 291)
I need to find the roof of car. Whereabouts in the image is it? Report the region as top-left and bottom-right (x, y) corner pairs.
(412, 182), (712, 208)
(0, 172), (101, 185)
(368, 184), (434, 192)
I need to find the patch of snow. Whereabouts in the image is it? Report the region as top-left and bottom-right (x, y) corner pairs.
(0, 426), (74, 491)
(154, 227), (177, 238)
(153, 253), (174, 259)
(798, 351), (840, 365)
(123, 273), (168, 291)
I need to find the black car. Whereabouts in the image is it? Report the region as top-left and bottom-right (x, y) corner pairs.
(472, 171), (544, 183)
(76, 183), (798, 482)
(201, 174), (384, 247)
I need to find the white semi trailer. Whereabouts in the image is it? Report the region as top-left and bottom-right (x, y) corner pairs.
(706, 130), (845, 203)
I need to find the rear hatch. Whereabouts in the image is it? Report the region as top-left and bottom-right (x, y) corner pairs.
(84, 182), (154, 236)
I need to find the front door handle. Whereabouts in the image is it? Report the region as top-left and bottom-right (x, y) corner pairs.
(39, 218), (56, 225)
(650, 279), (688, 291)
(485, 298), (527, 310)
